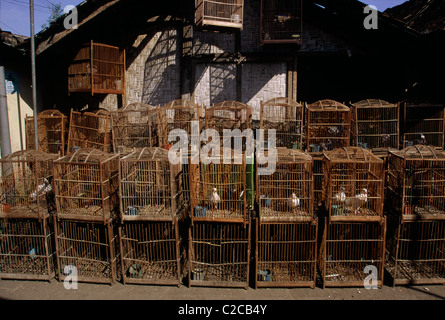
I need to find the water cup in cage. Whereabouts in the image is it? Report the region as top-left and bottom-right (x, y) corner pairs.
(194, 206), (206, 217)
(331, 205), (344, 216)
(259, 270), (271, 281)
(192, 268), (204, 280)
(310, 144), (320, 153)
(126, 206), (140, 216)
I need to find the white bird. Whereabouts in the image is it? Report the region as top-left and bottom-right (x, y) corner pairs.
(288, 192), (300, 212)
(210, 187), (220, 210)
(345, 188), (368, 214)
(420, 133), (426, 144)
(334, 186), (346, 203)
(30, 178), (52, 200)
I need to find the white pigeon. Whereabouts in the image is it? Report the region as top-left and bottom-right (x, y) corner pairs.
(30, 178), (52, 200)
(210, 187), (220, 210)
(288, 192), (300, 212)
(345, 188), (368, 214)
(334, 186), (346, 203)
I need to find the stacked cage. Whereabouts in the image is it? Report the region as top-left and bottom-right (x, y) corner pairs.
(0, 150), (58, 281)
(402, 101), (445, 150)
(67, 109), (113, 153)
(118, 147), (183, 285)
(52, 148), (120, 284)
(188, 150), (252, 288)
(386, 145), (445, 285)
(260, 97), (304, 149)
(319, 147), (387, 288)
(111, 102), (159, 153)
(255, 148), (318, 288)
(351, 99), (399, 155)
(25, 109), (68, 156)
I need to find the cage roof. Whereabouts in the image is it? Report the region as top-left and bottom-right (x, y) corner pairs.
(308, 99), (349, 111)
(1, 149), (59, 162)
(275, 147), (312, 163)
(209, 100), (250, 110)
(262, 97), (302, 107)
(352, 99), (396, 108)
(115, 102), (157, 112)
(37, 109), (66, 117)
(162, 99), (199, 109)
(57, 148), (116, 163)
(390, 144), (445, 159)
(323, 147), (382, 162)
(121, 147), (170, 161)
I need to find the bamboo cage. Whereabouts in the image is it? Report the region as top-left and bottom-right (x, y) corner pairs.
(53, 148), (119, 223)
(119, 148), (182, 222)
(68, 41), (125, 95)
(322, 147), (385, 222)
(260, 97), (303, 149)
(188, 220), (251, 289)
(260, 0), (303, 45)
(385, 218), (445, 286)
(386, 145), (445, 221)
(54, 218), (119, 284)
(0, 150), (58, 219)
(111, 102), (159, 152)
(255, 219), (318, 288)
(158, 99), (203, 148)
(0, 217), (55, 281)
(189, 150), (254, 223)
(351, 99), (399, 153)
(119, 218), (181, 285)
(256, 148), (313, 222)
(67, 108), (113, 153)
(306, 99), (351, 154)
(319, 217), (387, 288)
(195, 0), (244, 30)
(402, 101), (445, 149)
(205, 101), (253, 150)
(25, 109), (68, 155)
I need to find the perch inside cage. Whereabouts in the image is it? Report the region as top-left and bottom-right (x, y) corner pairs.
(119, 147), (182, 221)
(257, 148), (313, 222)
(260, 97), (303, 149)
(53, 148), (119, 222)
(306, 99), (351, 153)
(0, 150), (58, 218)
(322, 147), (385, 221)
(387, 145), (445, 220)
(351, 99), (399, 151)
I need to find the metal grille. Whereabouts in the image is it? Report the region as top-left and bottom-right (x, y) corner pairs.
(0, 150), (58, 219)
(67, 109), (113, 153)
(306, 99), (351, 154)
(111, 103), (159, 152)
(402, 102), (444, 149)
(257, 148), (313, 222)
(386, 219), (445, 285)
(0, 217), (55, 281)
(195, 0), (244, 29)
(260, 97), (303, 149)
(53, 148), (119, 223)
(387, 145), (445, 220)
(119, 148), (182, 221)
(320, 218), (386, 288)
(54, 219), (119, 284)
(188, 220), (250, 288)
(322, 147), (385, 221)
(119, 219), (181, 285)
(351, 99), (399, 151)
(25, 109), (68, 155)
(255, 220), (318, 288)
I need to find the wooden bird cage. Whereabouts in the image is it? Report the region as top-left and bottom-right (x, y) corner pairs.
(312, 155), (324, 216)
(306, 99), (351, 154)
(387, 145), (445, 221)
(255, 219), (318, 288)
(385, 219), (445, 286)
(0, 150), (58, 219)
(319, 218), (387, 288)
(119, 147), (182, 222)
(68, 41), (125, 95)
(111, 103), (159, 152)
(260, 97), (303, 149)
(188, 220), (251, 289)
(0, 217), (55, 281)
(260, 0), (302, 45)
(351, 99), (399, 153)
(67, 108), (113, 153)
(25, 109), (68, 156)
(256, 148), (313, 222)
(195, 0), (244, 30)
(205, 101), (252, 150)
(402, 101), (445, 149)
(53, 148), (119, 223)
(189, 150), (254, 223)
(158, 99), (203, 148)
(322, 147), (385, 222)
(119, 219), (181, 286)
(54, 219), (119, 284)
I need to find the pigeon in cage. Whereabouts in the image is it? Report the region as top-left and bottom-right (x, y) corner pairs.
(345, 188), (368, 214)
(30, 177), (53, 200)
(334, 186), (346, 203)
(288, 192), (300, 212)
(210, 187), (221, 210)
(328, 126), (340, 136)
(381, 134), (390, 147)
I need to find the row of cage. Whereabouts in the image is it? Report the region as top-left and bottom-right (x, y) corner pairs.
(1, 216), (443, 287)
(25, 99), (445, 158)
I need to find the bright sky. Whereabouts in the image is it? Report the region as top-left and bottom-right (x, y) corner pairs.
(0, 0), (409, 37)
